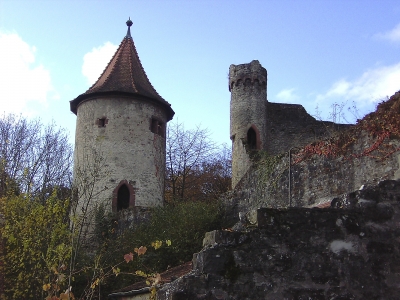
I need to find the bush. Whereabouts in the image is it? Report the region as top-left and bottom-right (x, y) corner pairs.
(134, 200), (224, 268)
(96, 200), (228, 295)
(0, 192), (71, 299)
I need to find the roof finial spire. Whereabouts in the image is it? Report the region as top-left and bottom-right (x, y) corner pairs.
(126, 17), (133, 38)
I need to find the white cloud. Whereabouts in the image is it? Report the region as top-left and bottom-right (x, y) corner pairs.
(276, 88), (299, 103)
(313, 63), (400, 122)
(374, 23), (400, 43)
(0, 31), (56, 115)
(316, 63), (400, 105)
(82, 42), (118, 85)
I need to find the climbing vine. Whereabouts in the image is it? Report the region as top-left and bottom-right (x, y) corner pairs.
(293, 92), (400, 164)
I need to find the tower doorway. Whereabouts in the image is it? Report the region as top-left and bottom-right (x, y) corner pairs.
(117, 184), (130, 211)
(112, 180), (135, 213)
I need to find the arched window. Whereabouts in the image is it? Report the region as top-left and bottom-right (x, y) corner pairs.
(112, 180), (135, 213)
(117, 184), (130, 211)
(247, 127), (257, 150)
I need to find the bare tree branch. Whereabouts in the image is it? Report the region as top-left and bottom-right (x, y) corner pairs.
(165, 120), (231, 202)
(0, 114), (73, 200)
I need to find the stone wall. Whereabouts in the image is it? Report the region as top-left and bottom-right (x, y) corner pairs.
(265, 102), (350, 156)
(74, 95), (168, 212)
(223, 128), (400, 225)
(114, 206), (152, 233)
(157, 180), (400, 299)
(229, 60), (351, 188)
(229, 60), (268, 188)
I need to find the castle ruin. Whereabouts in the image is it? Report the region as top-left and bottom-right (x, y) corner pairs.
(229, 60), (350, 188)
(155, 65), (400, 299)
(67, 20), (400, 298)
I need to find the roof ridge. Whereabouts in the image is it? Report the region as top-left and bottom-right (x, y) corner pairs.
(127, 37), (137, 92)
(86, 38), (124, 93)
(128, 37), (164, 100)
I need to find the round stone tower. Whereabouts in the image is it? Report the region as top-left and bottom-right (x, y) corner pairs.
(229, 60), (267, 188)
(70, 19), (174, 217)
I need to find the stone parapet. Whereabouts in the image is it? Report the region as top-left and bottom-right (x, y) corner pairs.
(228, 60), (267, 92)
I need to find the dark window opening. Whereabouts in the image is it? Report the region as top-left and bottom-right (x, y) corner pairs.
(117, 184), (130, 211)
(98, 117), (107, 128)
(247, 127), (257, 150)
(151, 118), (165, 137)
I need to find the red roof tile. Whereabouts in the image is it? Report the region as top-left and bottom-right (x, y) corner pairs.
(314, 201), (332, 208)
(70, 20), (174, 120)
(159, 261), (193, 284)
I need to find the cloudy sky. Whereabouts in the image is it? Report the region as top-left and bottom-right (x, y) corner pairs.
(1, 0), (399, 146)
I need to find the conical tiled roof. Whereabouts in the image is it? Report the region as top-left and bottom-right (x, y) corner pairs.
(70, 19), (174, 120)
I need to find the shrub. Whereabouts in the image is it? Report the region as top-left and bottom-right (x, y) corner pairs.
(0, 192), (71, 299)
(96, 200), (227, 295)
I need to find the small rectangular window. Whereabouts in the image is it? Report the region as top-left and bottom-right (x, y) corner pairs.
(151, 118), (165, 137)
(98, 117), (107, 128)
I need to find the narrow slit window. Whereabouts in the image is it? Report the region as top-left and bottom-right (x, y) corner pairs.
(247, 127), (257, 150)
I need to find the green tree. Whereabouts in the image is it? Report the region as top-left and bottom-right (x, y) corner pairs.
(0, 192), (71, 299)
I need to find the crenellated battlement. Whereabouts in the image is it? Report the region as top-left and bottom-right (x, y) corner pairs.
(229, 60), (354, 189)
(229, 60), (267, 92)
(229, 76), (266, 91)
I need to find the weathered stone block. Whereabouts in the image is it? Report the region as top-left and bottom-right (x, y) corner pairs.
(160, 180), (400, 299)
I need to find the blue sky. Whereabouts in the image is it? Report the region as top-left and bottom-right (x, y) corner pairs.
(1, 0), (400, 147)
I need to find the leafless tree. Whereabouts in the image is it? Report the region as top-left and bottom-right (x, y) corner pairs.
(0, 113), (73, 201)
(198, 143), (232, 200)
(165, 120), (231, 202)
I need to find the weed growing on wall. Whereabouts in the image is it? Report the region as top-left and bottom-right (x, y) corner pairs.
(249, 151), (288, 207)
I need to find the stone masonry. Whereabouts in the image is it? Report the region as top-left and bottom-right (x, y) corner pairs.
(158, 180), (400, 300)
(155, 64), (400, 299)
(224, 91), (400, 224)
(73, 96), (169, 209)
(229, 60), (268, 188)
(229, 60), (350, 188)
(70, 20), (174, 226)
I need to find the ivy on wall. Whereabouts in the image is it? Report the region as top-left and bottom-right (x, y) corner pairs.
(293, 92), (400, 164)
